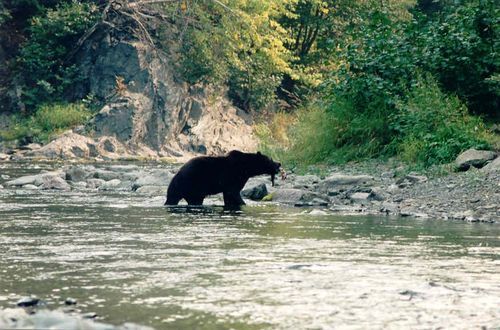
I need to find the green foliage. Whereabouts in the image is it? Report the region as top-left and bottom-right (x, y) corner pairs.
(258, 75), (493, 168)
(417, 0), (499, 116)
(17, 1), (98, 111)
(391, 75), (492, 167)
(173, 0), (293, 111)
(0, 102), (91, 143)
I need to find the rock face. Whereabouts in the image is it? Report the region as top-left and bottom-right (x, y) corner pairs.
(65, 6), (256, 159)
(455, 149), (497, 171)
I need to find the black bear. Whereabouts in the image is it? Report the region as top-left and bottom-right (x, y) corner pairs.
(165, 150), (281, 207)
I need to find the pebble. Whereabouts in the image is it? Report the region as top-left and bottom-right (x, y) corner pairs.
(65, 297), (77, 305)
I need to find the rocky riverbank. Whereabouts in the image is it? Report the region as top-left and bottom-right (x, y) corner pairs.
(1, 148), (498, 223)
(0, 306), (152, 330)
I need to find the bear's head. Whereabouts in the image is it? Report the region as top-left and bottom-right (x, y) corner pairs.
(255, 151), (281, 185)
(228, 150), (282, 185)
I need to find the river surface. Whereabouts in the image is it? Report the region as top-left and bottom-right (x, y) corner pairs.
(0, 163), (499, 329)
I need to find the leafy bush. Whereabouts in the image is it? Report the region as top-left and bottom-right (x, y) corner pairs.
(258, 75), (493, 168)
(174, 0), (292, 112)
(0, 102), (91, 143)
(417, 0), (499, 116)
(391, 75), (492, 167)
(17, 1), (98, 110)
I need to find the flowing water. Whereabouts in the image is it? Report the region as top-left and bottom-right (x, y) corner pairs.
(0, 163), (499, 329)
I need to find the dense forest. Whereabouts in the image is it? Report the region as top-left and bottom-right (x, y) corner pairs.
(0, 0), (498, 167)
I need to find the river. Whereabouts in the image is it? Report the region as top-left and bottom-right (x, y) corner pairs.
(0, 162), (499, 329)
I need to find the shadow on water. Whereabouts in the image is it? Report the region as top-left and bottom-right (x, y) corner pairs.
(165, 205), (244, 215)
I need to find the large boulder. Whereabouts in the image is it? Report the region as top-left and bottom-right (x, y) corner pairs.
(455, 149), (497, 171)
(39, 176), (71, 191)
(4, 170), (65, 187)
(481, 156), (500, 172)
(65, 165), (96, 182)
(26, 132), (98, 159)
(132, 169), (172, 190)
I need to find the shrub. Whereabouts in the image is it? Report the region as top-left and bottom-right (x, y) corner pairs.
(0, 102), (91, 143)
(417, 0), (499, 116)
(391, 75), (492, 167)
(34, 102), (91, 132)
(17, 1), (98, 110)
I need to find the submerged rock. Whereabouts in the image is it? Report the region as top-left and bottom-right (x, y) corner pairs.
(135, 185), (165, 195)
(64, 298), (77, 306)
(16, 297), (40, 307)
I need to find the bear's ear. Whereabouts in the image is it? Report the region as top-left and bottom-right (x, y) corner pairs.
(257, 151), (261, 155)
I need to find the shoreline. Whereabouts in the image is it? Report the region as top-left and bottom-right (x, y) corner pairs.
(1, 152), (498, 223)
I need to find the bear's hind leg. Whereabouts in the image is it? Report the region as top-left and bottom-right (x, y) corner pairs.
(223, 191), (245, 207)
(185, 195), (205, 205)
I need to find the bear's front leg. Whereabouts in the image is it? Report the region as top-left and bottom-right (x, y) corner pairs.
(223, 191), (246, 207)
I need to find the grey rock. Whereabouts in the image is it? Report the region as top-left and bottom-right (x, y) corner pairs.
(317, 174), (374, 192)
(350, 192), (371, 202)
(5, 175), (39, 187)
(74, 29), (257, 157)
(292, 174), (321, 189)
(308, 209), (329, 216)
(82, 312), (98, 319)
(39, 176), (71, 191)
(64, 298), (77, 306)
(295, 197), (329, 207)
(23, 184), (39, 190)
(17, 297), (40, 307)
(106, 165), (141, 172)
(455, 149), (497, 171)
(0, 308), (153, 330)
(270, 188), (328, 205)
(65, 165), (95, 182)
(5, 170), (64, 187)
(0, 153), (10, 160)
(71, 181), (88, 190)
(481, 156), (500, 172)
(380, 202), (399, 214)
(132, 169), (172, 190)
(18, 143), (42, 151)
(92, 169), (122, 181)
(27, 132), (96, 159)
(99, 179), (122, 191)
(396, 174), (427, 188)
(405, 174), (428, 183)
(86, 178), (106, 189)
(241, 183), (268, 201)
(1, 174), (10, 179)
